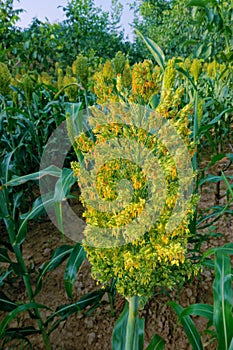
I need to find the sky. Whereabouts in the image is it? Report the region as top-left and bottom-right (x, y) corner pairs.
(14, 0), (135, 41)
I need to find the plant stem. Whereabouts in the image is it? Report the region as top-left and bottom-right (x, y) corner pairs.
(6, 218), (52, 350)
(14, 244), (52, 350)
(125, 296), (139, 350)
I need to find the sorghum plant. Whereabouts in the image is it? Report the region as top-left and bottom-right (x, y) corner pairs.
(71, 64), (200, 347)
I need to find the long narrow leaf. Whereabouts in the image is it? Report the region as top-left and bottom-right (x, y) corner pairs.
(0, 248), (11, 263)
(146, 334), (166, 350)
(0, 303), (48, 338)
(112, 302), (128, 350)
(213, 253), (233, 350)
(203, 243), (233, 259)
(168, 302), (203, 350)
(137, 318), (145, 350)
(179, 304), (213, 323)
(16, 196), (52, 245)
(3, 165), (62, 187)
(4, 326), (40, 338)
(64, 243), (86, 299)
(175, 66), (197, 91)
(222, 171), (233, 198)
(209, 108), (233, 126)
(0, 291), (17, 311)
(135, 29), (165, 71)
(46, 290), (105, 326)
(35, 245), (73, 295)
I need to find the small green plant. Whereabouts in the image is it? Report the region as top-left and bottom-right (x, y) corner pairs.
(0, 165), (116, 348)
(169, 243), (233, 350)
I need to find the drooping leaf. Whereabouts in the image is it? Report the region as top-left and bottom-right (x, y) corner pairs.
(228, 337), (233, 350)
(146, 334), (166, 350)
(222, 171), (233, 199)
(53, 168), (78, 235)
(168, 302), (203, 350)
(3, 165), (62, 187)
(0, 268), (13, 286)
(35, 245), (73, 295)
(46, 289), (105, 326)
(135, 29), (165, 71)
(187, 0), (209, 7)
(175, 66), (197, 91)
(53, 168), (77, 202)
(112, 302), (128, 350)
(0, 291), (17, 311)
(0, 248), (11, 263)
(0, 303), (49, 339)
(199, 174), (222, 186)
(64, 243), (86, 299)
(203, 243), (233, 259)
(4, 326), (40, 338)
(209, 108), (233, 126)
(179, 304), (213, 323)
(137, 318), (145, 350)
(213, 253), (233, 350)
(16, 196), (52, 246)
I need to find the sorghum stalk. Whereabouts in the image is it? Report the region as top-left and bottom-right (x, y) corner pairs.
(125, 296), (139, 350)
(6, 218), (52, 350)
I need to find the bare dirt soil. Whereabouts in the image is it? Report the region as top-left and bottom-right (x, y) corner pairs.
(1, 149), (233, 350)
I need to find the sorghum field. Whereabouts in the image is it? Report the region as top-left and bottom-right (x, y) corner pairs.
(0, 1), (232, 349)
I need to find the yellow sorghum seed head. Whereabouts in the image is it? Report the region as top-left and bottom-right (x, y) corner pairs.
(72, 94), (199, 298)
(72, 54), (89, 88)
(0, 62), (12, 96)
(190, 59), (202, 83)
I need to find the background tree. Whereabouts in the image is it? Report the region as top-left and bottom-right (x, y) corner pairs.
(0, 0), (23, 63)
(131, 0), (233, 60)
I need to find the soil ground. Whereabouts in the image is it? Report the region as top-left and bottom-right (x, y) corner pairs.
(1, 147), (233, 350)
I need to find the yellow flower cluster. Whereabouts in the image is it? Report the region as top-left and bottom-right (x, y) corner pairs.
(72, 54), (89, 89)
(0, 63), (12, 96)
(62, 66), (79, 102)
(190, 59), (202, 83)
(131, 60), (162, 103)
(71, 85), (199, 298)
(93, 60), (119, 104)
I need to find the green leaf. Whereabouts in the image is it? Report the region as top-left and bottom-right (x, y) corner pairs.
(0, 303), (48, 339)
(0, 268), (13, 286)
(35, 245), (73, 295)
(175, 66), (197, 91)
(0, 248), (11, 263)
(135, 29), (165, 71)
(137, 318), (145, 350)
(209, 108), (233, 126)
(226, 154), (233, 163)
(187, 0), (209, 7)
(53, 168), (77, 235)
(54, 168), (77, 202)
(46, 290), (105, 325)
(168, 302), (203, 350)
(179, 304), (213, 322)
(3, 165), (62, 187)
(65, 102), (83, 141)
(213, 253), (233, 350)
(228, 337), (233, 350)
(64, 243), (86, 299)
(0, 292), (17, 311)
(199, 174), (222, 186)
(112, 302), (128, 350)
(4, 326), (40, 338)
(146, 334), (166, 350)
(222, 171), (233, 199)
(203, 243), (233, 259)
(16, 196), (51, 245)
(206, 154), (226, 169)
